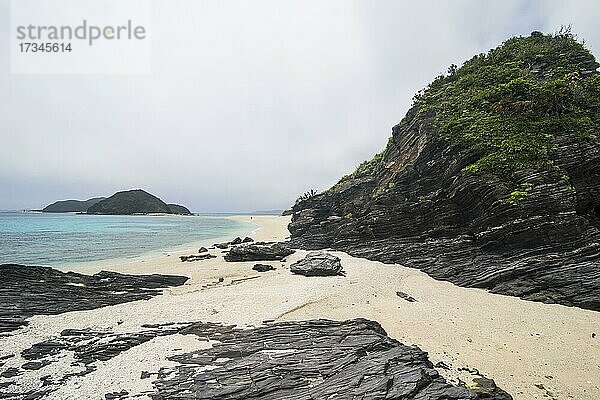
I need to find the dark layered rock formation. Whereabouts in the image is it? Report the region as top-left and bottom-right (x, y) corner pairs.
(290, 251), (345, 276)
(1, 323), (191, 399)
(224, 242), (295, 262)
(22, 324), (188, 367)
(289, 32), (600, 311)
(0, 264), (188, 333)
(154, 319), (510, 399)
(41, 197), (105, 213)
(87, 189), (191, 215)
(1, 319), (511, 399)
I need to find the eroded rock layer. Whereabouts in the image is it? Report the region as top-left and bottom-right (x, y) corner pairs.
(289, 33), (600, 310)
(0, 319), (511, 399)
(0, 264), (188, 333)
(155, 319), (511, 399)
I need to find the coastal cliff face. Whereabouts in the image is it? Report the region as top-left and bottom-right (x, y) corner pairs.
(289, 32), (600, 311)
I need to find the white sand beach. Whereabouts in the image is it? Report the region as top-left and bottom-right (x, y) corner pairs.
(2, 215), (599, 400)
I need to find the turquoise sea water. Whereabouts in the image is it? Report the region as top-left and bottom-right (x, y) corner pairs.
(0, 212), (254, 267)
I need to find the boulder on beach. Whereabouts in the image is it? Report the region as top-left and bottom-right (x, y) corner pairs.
(242, 237), (254, 243)
(224, 243), (294, 262)
(198, 247), (208, 254)
(179, 254), (216, 262)
(252, 264), (276, 272)
(231, 237), (243, 245)
(290, 251), (344, 277)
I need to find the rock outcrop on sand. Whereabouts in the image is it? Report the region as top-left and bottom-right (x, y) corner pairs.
(155, 319), (511, 399)
(87, 189), (191, 215)
(252, 263), (276, 272)
(41, 197), (105, 213)
(289, 32), (600, 311)
(224, 242), (295, 262)
(179, 253), (216, 262)
(1, 319), (510, 399)
(0, 265), (188, 333)
(1, 323), (192, 399)
(290, 251), (345, 276)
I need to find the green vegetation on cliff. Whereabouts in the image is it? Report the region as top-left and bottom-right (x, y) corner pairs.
(415, 29), (600, 175)
(338, 30), (600, 186)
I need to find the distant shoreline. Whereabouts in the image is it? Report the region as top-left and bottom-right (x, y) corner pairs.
(56, 215), (262, 271)
(0, 213), (258, 267)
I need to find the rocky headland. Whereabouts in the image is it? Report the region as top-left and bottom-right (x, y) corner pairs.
(289, 32), (600, 311)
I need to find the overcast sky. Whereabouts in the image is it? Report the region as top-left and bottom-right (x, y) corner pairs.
(0, 0), (599, 212)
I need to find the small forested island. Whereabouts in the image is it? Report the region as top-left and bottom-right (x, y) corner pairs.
(87, 189), (192, 215)
(42, 189), (191, 215)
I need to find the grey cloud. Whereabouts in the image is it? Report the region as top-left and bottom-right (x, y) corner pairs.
(0, 0), (598, 211)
